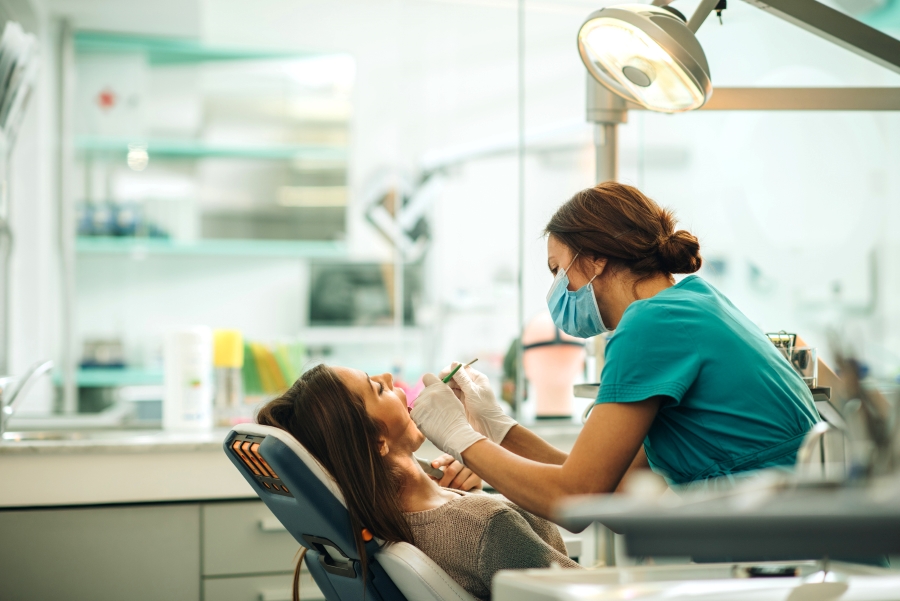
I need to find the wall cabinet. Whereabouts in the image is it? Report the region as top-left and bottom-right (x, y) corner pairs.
(0, 499), (322, 601)
(59, 31), (355, 416)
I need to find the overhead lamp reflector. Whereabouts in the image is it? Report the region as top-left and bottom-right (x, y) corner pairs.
(578, 4), (712, 113)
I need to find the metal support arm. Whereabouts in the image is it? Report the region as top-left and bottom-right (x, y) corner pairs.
(743, 0), (900, 75)
(687, 0), (720, 33)
(647, 0), (900, 76)
(701, 87), (900, 110)
(617, 87), (900, 110)
(586, 76), (626, 182)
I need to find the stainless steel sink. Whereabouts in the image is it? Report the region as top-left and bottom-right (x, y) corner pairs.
(3, 402), (138, 435)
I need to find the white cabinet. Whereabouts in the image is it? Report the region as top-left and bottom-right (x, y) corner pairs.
(0, 499), (320, 601)
(202, 500), (324, 601)
(0, 503), (201, 601)
(203, 501), (301, 576)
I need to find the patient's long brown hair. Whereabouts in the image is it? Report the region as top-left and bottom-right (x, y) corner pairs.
(257, 364), (414, 598)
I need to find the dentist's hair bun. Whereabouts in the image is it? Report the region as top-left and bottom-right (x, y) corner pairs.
(545, 182), (702, 278)
(656, 219), (702, 275)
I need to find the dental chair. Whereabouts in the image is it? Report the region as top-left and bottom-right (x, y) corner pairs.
(224, 423), (476, 601)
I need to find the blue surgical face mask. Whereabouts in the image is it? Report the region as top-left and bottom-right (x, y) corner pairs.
(546, 254), (609, 338)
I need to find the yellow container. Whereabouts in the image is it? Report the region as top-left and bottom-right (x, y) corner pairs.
(213, 329), (244, 368)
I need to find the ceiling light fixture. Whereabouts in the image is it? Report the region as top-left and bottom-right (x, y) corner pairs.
(577, 3), (713, 113)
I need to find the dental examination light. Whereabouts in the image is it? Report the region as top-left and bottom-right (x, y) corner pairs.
(577, 3), (714, 113)
(579, 0), (900, 114)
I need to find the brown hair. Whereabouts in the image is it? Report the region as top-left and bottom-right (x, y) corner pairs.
(257, 364), (413, 599)
(545, 182), (701, 281)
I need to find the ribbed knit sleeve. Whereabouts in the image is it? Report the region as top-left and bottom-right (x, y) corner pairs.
(405, 491), (582, 600)
(505, 501), (571, 557)
(475, 507), (581, 593)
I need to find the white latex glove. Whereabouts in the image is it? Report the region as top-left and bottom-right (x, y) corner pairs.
(442, 364), (517, 444)
(410, 373), (485, 465)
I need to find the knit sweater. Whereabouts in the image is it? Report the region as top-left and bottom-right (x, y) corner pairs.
(403, 490), (582, 600)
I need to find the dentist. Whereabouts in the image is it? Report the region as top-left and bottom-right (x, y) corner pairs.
(412, 182), (819, 522)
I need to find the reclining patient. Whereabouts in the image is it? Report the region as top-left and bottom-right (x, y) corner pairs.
(257, 364), (581, 601)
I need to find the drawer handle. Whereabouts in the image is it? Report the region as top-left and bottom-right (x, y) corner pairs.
(259, 517), (287, 532)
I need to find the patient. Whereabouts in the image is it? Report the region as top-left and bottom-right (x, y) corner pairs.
(257, 364), (581, 601)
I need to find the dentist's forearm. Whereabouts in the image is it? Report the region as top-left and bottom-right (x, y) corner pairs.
(500, 424), (568, 465)
(461, 400), (660, 520)
(461, 440), (599, 521)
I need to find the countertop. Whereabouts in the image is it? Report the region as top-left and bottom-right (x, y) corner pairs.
(0, 428), (233, 455)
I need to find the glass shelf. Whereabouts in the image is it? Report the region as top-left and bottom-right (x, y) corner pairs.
(76, 237), (347, 258)
(54, 367), (165, 388)
(74, 31), (314, 65)
(75, 136), (347, 161)
(298, 327), (427, 344)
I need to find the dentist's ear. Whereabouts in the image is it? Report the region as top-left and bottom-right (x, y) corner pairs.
(591, 257), (609, 278)
(378, 438), (389, 456)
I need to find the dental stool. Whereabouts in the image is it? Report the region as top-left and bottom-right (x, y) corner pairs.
(224, 423), (476, 601)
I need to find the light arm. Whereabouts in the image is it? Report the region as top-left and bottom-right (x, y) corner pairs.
(743, 0), (900, 75)
(686, 0), (720, 33)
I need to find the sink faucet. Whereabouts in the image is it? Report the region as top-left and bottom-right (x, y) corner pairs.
(0, 359), (54, 439)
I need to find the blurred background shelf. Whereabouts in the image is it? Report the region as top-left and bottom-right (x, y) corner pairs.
(74, 136), (348, 161)
(53, 367), (164, 388)
(75, 237), (347, 258)
(298, 327), (427, 345)
(74, 30), (313, 64)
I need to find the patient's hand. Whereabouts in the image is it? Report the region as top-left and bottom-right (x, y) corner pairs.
(431, 453), (483, 491)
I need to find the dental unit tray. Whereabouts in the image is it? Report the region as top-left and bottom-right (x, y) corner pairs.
(557, 483), (900, 561)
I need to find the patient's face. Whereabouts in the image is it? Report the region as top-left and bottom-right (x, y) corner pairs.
(334, 367), (425, 454)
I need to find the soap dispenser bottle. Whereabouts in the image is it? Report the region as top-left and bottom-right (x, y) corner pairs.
(163, 326), (213, 431)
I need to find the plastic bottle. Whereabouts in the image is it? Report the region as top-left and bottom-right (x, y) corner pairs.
(163, 326), (213, 431)
(213, 329), (244, 427)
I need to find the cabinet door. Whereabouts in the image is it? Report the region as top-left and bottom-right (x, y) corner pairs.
(203, 500), (301, 576)
(0, 503), (200, 601)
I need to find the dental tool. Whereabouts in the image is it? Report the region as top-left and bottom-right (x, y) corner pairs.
(442, 358), (479, 384)
(415, 455), (445, 479)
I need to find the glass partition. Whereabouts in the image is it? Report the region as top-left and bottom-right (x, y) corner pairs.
(520, 0), (900, 424)
(40, 0), (900, 427)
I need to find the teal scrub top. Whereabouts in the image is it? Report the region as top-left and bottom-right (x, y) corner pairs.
(596, 275), (819, 487)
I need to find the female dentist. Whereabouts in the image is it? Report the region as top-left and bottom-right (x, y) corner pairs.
(411, 182), (820, 521)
